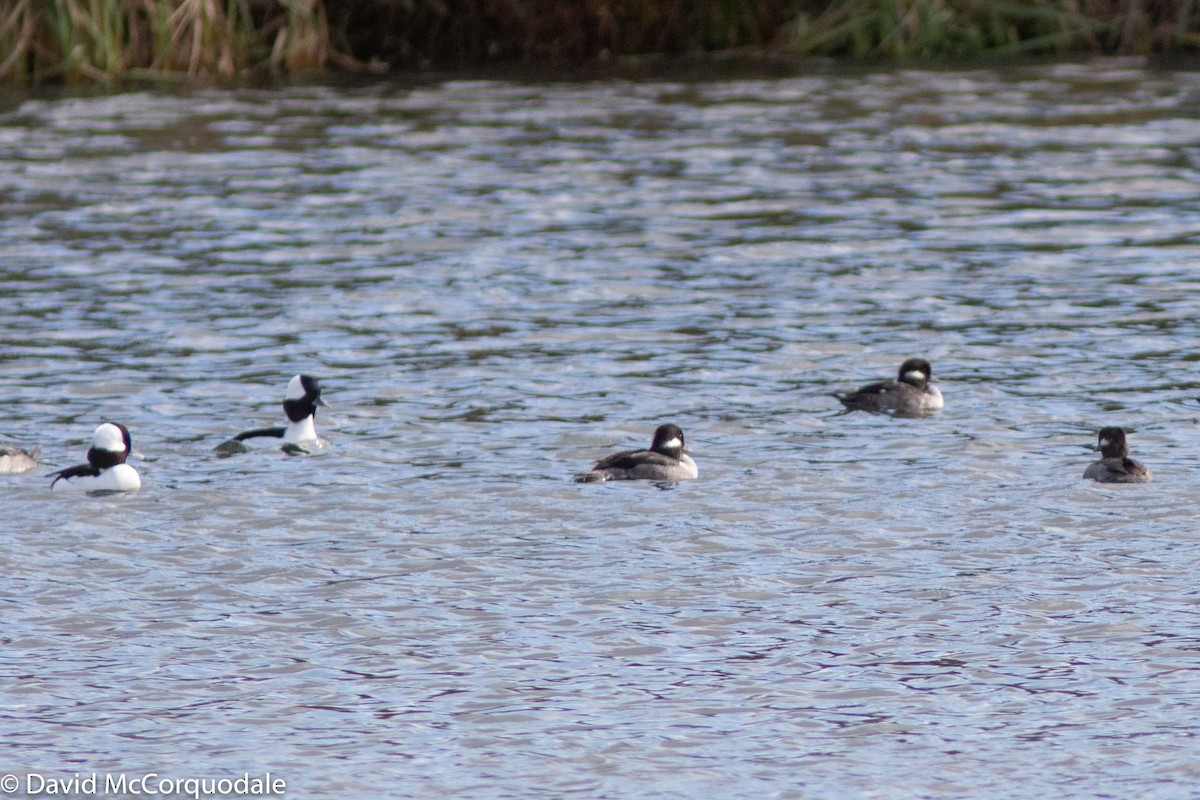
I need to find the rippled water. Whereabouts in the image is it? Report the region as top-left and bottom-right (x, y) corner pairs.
(4, 59), (1200, 798)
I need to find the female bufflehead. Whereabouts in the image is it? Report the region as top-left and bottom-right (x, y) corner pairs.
(0, 444), (40, 474)
(836, 357), (944, 417)
(215, 374), (328, 455)
(49, 423), (141, 492)
(575, 423), (699, 483)
(1083, 427), (1151, 483)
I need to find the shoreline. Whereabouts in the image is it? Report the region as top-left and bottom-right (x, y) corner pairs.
(4, 0), (1200, 87)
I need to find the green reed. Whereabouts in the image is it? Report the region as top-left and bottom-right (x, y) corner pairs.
(0, 0), (326, 84)
(784, 0), (1199, 59)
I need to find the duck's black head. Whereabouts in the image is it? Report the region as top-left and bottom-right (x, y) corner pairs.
(897, 358), (933, 389)
(650, 424), (686, 458)
(283, 374), (327, 423)
(1096, 426), (1130, 459)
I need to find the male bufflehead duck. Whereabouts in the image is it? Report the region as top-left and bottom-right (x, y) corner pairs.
(49, 423), (141, 493)
(0, 444), (40, 474)
(1083, 427), (1151, 483)
(836, 357), (944, 417)
(215, 374), (328, 455)
(575, 423), (699, 483)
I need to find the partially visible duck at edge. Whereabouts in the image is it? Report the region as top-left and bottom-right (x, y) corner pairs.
(215, 374), (329, 456)
(575, 423), (698, 483)
(836, 357), (944, 417)
(49, 422), (141, 493)
(0, 443), (40, 474)
(1083, 426), (1151, 484)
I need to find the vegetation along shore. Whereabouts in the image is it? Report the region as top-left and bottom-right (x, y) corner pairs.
(2, 0), (1199, 85)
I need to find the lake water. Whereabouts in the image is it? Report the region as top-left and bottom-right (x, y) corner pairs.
(3, 58), (1200, 799)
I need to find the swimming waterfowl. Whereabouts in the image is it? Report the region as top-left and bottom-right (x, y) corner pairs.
(216, 374), (328, 455)
(49, 423), (141, 492)
(1083, 427), (1151, 483)
(836, 357), (943, 417)
(0, 444), (40, 474)
(575, 423), (698, 482)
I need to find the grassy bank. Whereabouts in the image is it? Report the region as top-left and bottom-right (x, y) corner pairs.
(3, 0), (1199, 85)
(0, 0), (330, 84)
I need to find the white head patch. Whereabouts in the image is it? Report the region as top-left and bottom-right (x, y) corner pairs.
(285, 375), (306, 400)
(903, 369), (927, 383)
(661, 437), (682, 451)
(93, 423), (126, 453)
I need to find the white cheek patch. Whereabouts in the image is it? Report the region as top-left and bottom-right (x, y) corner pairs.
(93, 423), (125, 452)
(285, 375), (306, 400)
(662, 437), (682, 451)
(903, 370), (927, 383)
(1099, 438), (1110, 448)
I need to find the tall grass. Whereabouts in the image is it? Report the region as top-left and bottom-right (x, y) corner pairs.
(0, 0), (330, 84)
(784, 0), (1200, 59)
(2, 0), (1199, 85)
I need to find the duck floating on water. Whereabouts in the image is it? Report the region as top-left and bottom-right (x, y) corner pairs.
(575, 423), (698, 483)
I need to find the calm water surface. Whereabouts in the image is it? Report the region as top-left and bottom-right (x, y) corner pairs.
(3, 59), (1200, 798)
